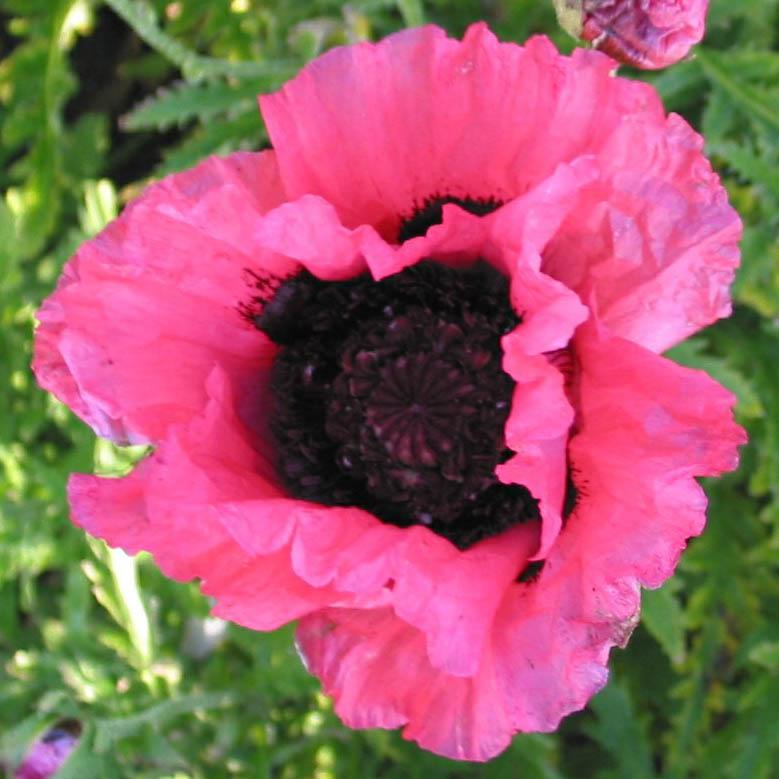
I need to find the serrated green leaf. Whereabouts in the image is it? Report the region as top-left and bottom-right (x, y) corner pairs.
(103, 0), (297, 81)
(92, 692), (242, 752)
(642, 584), (687, 665)
(712, 49), (779, 82)
(697, 48), (779, 134)
(711, 140), (779, 200)
(730, 677), (779, 779)
(157, 108), (262, 174)
(121, 78), (264, 131)
(647, 59), (705, 112)
(61, 114), (109, 181)
(666, 619), (724, 779)
(586, 681), (655, 779)
(702, 86), (739, 143)
(734, 226), (779, 317)
(486, 735), (566, 779)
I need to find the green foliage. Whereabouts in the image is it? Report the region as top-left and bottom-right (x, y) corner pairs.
(2, 0), (779, 776)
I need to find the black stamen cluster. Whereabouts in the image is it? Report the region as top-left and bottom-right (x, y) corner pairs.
(253, 260), (541, 549)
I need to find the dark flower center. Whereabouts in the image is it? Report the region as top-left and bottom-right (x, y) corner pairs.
(397, 196), (503, 242)
(251, 260), (540, 550)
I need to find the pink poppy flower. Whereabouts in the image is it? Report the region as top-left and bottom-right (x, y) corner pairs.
(575, 0), (710, 69)
(34, 24), (744, 761)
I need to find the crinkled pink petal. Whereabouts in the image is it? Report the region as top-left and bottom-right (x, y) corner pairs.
(375, 204), (490, 279)
(544, 113), (741, 353)
(389, 523), (538, 676)
(506, 265), (589, 357)
(69, 367), (341, 627)
(218, 494), (539, 677)
(261, 25), (639, 236)
(581, 0), (709, 69)
(296, 585), (616, 762)
(297, 606), (516, 761)
(497, 349), (569, 557)
(296, 319), (744, 762)
(388, 157), (599, 281)
(218, 499), (394, 594)
(67, 366), (273, 574)
(256, 195), (384, 280)
(70, 474), (336, 632)
(496, 262), (586, 555)
(257, 157), (598, 286)
(255, 190), (489, 283)
(65, 348), (539, 677)
(497, 440), (566, 560)
(569, 320), (746, 586)
(261, 23), (737, 348)
(204, 546), (342, 631)
(501, 348), (574, 443)
(288, 504), (399, 592)
(33, 152), (288, 444)
(487, 157), (600, 274)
